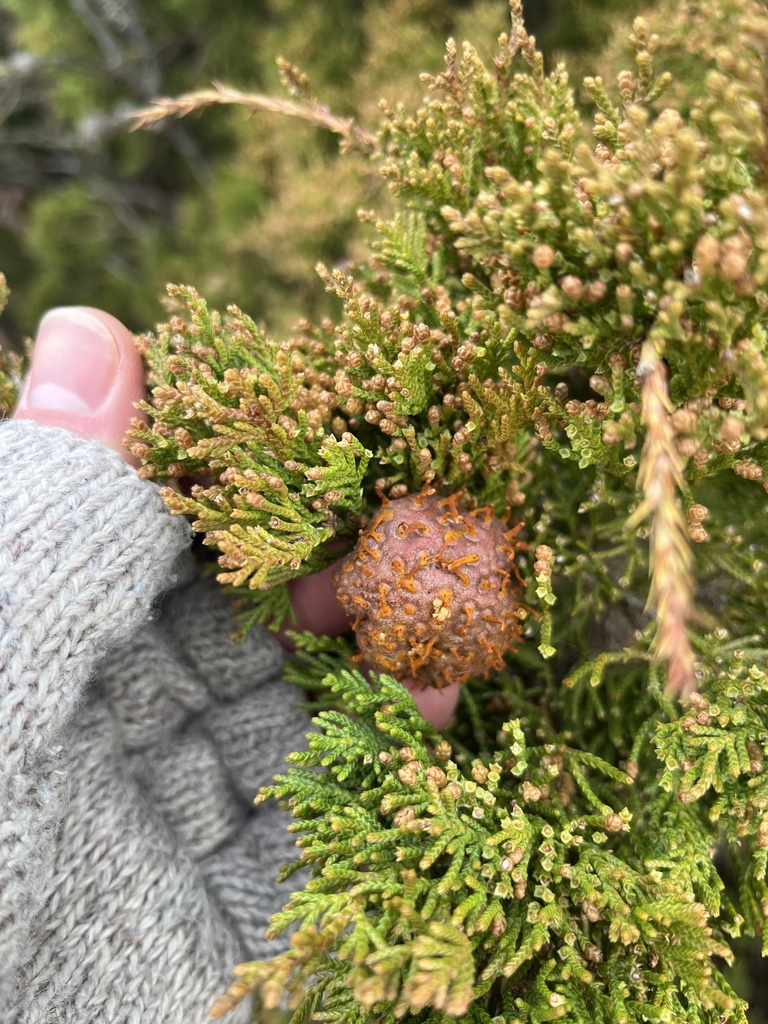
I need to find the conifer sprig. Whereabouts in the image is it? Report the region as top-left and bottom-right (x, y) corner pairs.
(211, 663), (741, 1024)
(0, 276), (20, 414)
(3, 0), (767, 1017)
(127, 285), (369, 625)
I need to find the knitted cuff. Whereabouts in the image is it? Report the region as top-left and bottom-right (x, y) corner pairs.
(0, 420), (191, 767)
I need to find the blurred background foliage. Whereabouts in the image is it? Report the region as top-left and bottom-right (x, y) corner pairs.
(0, 0), (647, 345)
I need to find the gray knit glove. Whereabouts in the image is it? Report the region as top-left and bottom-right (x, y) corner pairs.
(0, 421), (309, 1023)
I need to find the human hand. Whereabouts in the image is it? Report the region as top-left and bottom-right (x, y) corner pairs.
(13, 306), (147, 459)
(13, 306), (461, 728)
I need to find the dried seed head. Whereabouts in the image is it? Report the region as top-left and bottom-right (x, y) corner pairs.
(534, 544), (554, 578)
(583, 280), (608, 304)
(720, 233), (750, 281)
(426, 766), (448, 788)
(583, 900), (601, 922)
(670, 408), (698, 434)
(560, 275), (584, 302)
(434, 739), (452, 761)
(394, 806), (417, 827)
(734, 460), (763, 481)
(532, 244), (556, 269)
(589, 374), (611, 397)
(693, 234), (721, 273)
(522, 781), (542, 802)
(583, 942), (603, 964)
(603, 813), (624, 833)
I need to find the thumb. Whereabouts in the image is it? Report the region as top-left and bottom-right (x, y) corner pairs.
(13, 307), (145, 463)
(403, 679), (460, 732)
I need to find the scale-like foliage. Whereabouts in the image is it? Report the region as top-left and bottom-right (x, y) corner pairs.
(210, 657), (747, 1024)
(190, 1), (768, 1019)
(125, 286), (367, 626)
(0, 277), (21, 413)
(5, 0), (768, 1019)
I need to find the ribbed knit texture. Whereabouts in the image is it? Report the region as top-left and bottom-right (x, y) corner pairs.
(0, 421), (309, 1022)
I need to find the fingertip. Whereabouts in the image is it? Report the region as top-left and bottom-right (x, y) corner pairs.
(286, 559), (351, 639)
(405, 679), (461, 730)
(13, 306), (146, 462)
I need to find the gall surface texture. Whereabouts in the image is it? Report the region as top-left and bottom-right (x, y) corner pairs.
(332, 490), (524, 688)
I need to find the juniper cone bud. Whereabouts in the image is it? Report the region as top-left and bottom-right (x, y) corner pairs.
(331, 489), (523, 688)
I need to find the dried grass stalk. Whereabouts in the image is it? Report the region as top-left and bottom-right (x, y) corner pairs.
(130, 81), (376, 152)
(630, 341), (697, 696)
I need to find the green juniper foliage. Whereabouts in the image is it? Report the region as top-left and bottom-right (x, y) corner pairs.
(0, 274), (20, 412)
(5, 0), (768, 1020)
